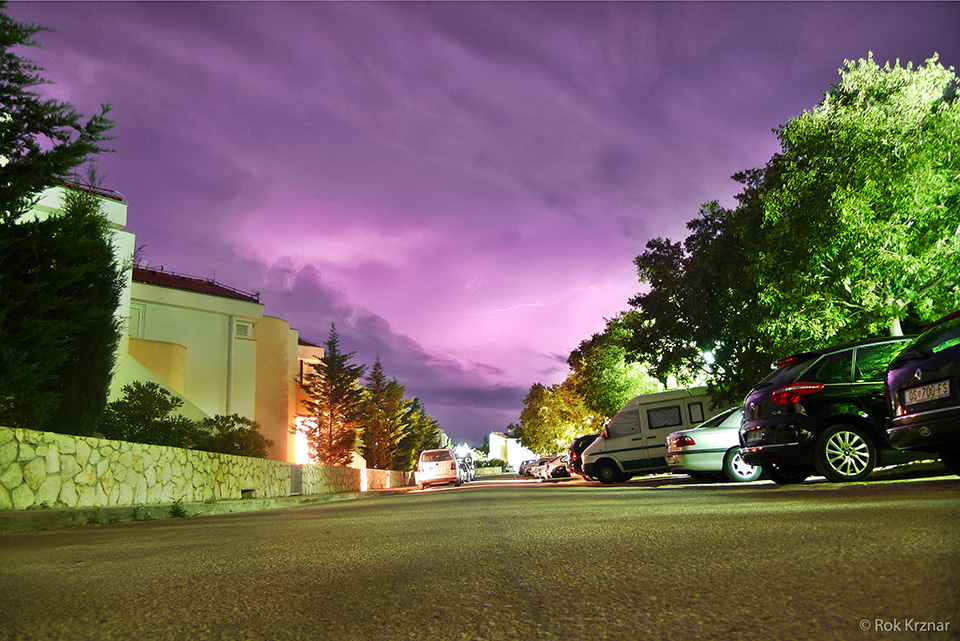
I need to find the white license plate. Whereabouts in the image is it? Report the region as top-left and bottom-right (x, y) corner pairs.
(904, 380), (951, 406)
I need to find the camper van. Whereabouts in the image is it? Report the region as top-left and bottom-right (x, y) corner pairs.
(581, 387), (719, 484)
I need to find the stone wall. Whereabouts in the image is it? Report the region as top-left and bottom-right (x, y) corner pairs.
(365, 468), (412, 490)
(0, 425), (405, 511)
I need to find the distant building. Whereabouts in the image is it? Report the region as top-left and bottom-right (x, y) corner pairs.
(487, 432), (537, 472)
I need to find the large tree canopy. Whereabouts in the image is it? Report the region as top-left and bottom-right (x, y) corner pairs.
(626, 54), (960, 405)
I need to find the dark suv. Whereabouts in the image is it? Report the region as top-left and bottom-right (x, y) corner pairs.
(884, 311), (960, 476)
(740, 336), (918, 484)
(566, 434), (599, 478)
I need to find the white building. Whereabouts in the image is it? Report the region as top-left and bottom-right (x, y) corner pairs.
(487, 432), (538, 472)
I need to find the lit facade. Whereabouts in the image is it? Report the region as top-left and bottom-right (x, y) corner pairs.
(31, 185), (315, 463)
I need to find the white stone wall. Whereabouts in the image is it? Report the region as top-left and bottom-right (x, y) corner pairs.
(365, 468), (412, 490)
(0, 425), (384, 511)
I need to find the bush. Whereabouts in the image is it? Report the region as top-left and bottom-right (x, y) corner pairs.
(99, 382), (199, 448)
(195, 414), (273, 459)
(482, 458), (510, 472)
(100, 382), (273, 458)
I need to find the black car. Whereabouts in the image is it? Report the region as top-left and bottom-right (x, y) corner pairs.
(740, 336), (919, 484)
(884, 311), (960, 476)
(566, 434), (599, 478)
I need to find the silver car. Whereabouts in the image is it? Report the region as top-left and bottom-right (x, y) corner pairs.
(666, 408), (761, 482)
(416, 448), (460, 489)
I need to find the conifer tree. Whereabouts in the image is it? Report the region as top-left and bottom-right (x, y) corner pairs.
(359, 356), (409, 469)
(0, 7), (117, 433)
(298, 324), (368, 466)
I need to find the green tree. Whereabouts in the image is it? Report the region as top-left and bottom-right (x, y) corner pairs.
(516, 378), (601, 455)
(0, 6), (112, 223)
(568, 318), (659, 419)
(624, 54), (960, 405)
(756, 54), (960, 339)
(0, 177), (124, 433)
(0, 7), (117, 433)
(196, 414), (274, 459)
(297, 324), (368, 466)
(392, 397), (443, 471)
(99, 381), (198, 448)
(359, 356), (409, 469)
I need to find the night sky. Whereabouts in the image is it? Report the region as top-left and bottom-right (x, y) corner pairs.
(10, 1), (960, 445)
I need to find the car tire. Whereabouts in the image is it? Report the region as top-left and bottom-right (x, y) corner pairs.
(761, 462), (811, 485)
(596, 460), (621, 484)
(813, 424), (877, 482)
(939, 449), (960, 476)
(723, 448), (762, 482)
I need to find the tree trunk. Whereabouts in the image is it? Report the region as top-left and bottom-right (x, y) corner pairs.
(890, 317), (903, 336)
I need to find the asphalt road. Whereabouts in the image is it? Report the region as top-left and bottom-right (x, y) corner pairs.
(1, 473), (958, 641)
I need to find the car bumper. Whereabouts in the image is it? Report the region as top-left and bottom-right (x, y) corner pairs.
(666, 450), (725, 472)
(740, 443), (813, 467)
(740, 421), (813, 466)
(417, 472), (457, 486)
(887, 406), (960, 452)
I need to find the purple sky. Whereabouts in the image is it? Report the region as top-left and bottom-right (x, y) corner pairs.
(11, 1), (960, 445)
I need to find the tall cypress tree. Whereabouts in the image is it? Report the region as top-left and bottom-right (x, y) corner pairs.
(298, 324), (368, 466)
(359, 356), (409, 470)
(0, 6), (117, 433)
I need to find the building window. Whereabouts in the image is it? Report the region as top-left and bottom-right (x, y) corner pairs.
(128, 303), (145, 338)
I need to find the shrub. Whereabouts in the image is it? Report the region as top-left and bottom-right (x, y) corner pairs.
(99, 382), (199, 448)
(195, 414), (274, 459)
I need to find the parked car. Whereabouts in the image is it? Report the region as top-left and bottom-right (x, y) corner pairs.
(566, 434), (599, 478)
(518, 459), (538, 476)
(523, 455), (553, 478)
(666, 408), (761, 482)
(536, 454), (571, 481)
(416, 448), (460, 489)
(740, 336), (920, 484)
(884, 311), (960, 476)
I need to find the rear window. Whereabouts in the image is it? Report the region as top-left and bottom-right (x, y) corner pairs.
(913, 313), (960, 354)
(699, 407), (738, 428)
(758, 355), (817, 388)
(420, 450), (452, 462)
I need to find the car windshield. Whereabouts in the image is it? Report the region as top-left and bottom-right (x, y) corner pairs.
(421, 450), (451, 462)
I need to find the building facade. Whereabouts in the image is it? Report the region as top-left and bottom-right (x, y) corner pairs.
(33, 184), (320, 464)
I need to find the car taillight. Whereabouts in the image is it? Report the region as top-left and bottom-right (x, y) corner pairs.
(676, 436), (696, 447)
(771, 382), (824, 405)
(451, 462), (457, 471)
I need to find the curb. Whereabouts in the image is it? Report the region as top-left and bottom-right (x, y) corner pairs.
(0, 488), (411, 535)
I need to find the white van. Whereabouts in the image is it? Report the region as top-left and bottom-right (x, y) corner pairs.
(581, 387), (719, 483)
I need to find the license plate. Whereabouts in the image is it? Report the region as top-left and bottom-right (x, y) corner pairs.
(904, 380), (951, 406)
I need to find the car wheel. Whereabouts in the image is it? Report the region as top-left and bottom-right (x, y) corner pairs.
(596, 460), (621, 484)
(814, 424), (877, 482)
(761, 462), (811, 485)
(723, 448), (762, 482)
(939, 449), (960, 476)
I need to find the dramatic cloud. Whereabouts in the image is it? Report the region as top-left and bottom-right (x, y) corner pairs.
(11, 1), (960, 443)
